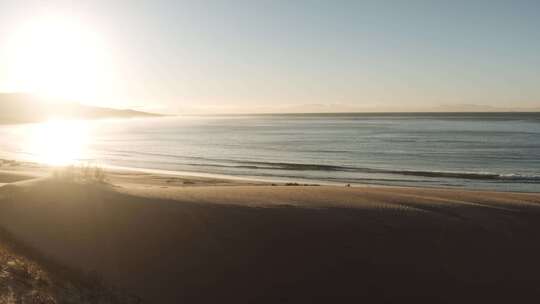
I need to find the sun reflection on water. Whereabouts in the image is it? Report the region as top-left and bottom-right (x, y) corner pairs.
(24, 120), (91, 166)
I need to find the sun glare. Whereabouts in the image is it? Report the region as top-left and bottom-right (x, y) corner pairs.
(4, 15), (113, 101)
(24, 120), (91, 166)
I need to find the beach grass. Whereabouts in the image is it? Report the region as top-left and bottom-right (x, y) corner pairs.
(53, 164), (107, 184)
(0, 227), (139, 304)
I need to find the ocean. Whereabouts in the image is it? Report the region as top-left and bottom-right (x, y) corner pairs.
(1, 113), (539, 192)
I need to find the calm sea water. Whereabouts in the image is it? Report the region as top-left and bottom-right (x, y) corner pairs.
(1, 113), (539, 192)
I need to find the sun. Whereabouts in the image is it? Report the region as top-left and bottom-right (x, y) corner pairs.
(4, 14), (114, 101)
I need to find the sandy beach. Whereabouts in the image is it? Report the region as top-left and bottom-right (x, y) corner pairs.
(1, 162), (540, 303)
(2, 1), (540, 302)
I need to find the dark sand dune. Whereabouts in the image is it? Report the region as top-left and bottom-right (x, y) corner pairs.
(1, 178), (540, 303)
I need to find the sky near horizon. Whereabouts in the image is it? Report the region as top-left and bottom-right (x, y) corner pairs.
(0, 0), (539, 113)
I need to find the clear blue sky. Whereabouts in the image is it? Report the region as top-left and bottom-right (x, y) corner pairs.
(1, 0), (539, 113)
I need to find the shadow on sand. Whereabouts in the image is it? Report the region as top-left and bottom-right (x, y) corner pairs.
(1, 179), (540, 303)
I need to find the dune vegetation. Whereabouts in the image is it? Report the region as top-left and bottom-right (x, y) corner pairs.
(0, 228), (139, 304)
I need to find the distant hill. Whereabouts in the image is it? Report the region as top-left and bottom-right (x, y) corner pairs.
(431, 103), (540, 113)
(0, 94), (161, 124)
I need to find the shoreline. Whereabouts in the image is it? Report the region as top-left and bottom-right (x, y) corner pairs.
(1, 111), (539, 193)
(1, 158), (539, 194)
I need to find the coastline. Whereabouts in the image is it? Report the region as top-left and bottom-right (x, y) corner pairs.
(2, 112), (539, 193)
(2, 158), (540, 193)
(4, 158), (540, 193)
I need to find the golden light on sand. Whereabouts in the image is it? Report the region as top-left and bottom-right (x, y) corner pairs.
(24, 120), (91, 166)
(4, 15), (113, 101)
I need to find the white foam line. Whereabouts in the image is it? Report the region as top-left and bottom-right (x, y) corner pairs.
(101, 164), (349, 186)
